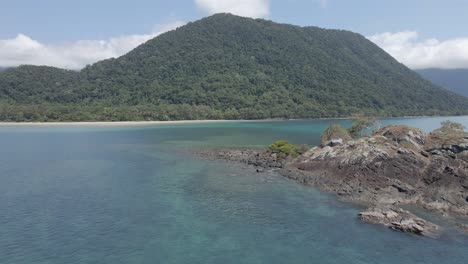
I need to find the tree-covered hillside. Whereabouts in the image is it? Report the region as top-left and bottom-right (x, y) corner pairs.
(416, 68), (468, 98)
(1, 14), (467, 121)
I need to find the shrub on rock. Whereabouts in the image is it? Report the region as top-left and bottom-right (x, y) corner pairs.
(320, 124), (352, 147)
(268, 140), (300, 158)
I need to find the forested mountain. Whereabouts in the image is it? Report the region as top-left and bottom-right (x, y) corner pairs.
(1, 13), (467, 121)
(416, 68), (468, 97)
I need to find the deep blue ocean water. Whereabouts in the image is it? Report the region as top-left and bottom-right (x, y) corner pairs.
(1, 117), (468, 264)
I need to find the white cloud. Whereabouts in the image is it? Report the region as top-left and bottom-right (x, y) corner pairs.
(195, 0), (269, 18)
(368, 31), (468, 69)
(0, 21), (185, 70)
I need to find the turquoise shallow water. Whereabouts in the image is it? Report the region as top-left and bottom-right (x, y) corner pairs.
(1, 117), (468, 264)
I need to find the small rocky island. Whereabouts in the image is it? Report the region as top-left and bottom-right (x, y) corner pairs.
(203, 120), (468, 237)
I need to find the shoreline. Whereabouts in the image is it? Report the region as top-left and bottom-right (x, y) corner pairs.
(0, 115), (466, 127)
(0, 120), (244, 127)
(0, 116), (468, 127)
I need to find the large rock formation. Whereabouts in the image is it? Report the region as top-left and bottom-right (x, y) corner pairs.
(292, 124), (468, 216)
(205, 122), (468, 236)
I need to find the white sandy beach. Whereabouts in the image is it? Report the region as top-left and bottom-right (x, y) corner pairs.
(0, 120), (242, 127)
(0, 116), (466, 127)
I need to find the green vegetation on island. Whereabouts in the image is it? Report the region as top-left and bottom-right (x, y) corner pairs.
(1, 14), (468, 122)
(320, 117), (378, 146)
(268, 140), (305, 158)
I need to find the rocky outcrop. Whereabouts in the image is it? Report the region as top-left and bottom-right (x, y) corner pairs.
(292, 125), (468, 217)
(202, 124), (468, 237)
(359, 207), (440, 237)
(205, 149), (285, 169)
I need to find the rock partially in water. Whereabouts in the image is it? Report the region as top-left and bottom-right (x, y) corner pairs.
(199, 148), (286, 171)
(456, 223), (468, 234)
(292, 125), (468, 217)
(200, 123), (468, 237)
(359, 207), (440, 237)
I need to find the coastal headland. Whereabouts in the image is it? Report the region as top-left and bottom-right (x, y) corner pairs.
(201, 120), (468, 237)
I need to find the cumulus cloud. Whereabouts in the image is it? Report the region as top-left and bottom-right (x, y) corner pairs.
(195, 0), (269, 18)
(368, 31), (468, 69)
(0, 21), (185, 70)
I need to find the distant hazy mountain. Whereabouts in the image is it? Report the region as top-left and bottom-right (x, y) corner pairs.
(416, 69), (468, 97)
(1, 14), (468, 121)
(0, 67), (8, 72)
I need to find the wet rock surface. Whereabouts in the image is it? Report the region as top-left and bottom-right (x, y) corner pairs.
(199, 149), (285, 170)
(359, 207), (440, 237)
(456, 223), (468, 234)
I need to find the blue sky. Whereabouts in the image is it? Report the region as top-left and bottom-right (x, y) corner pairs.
(1, 0), (467, 69)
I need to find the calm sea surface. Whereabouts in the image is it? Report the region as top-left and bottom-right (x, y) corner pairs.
(1, 117), (468, 264)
